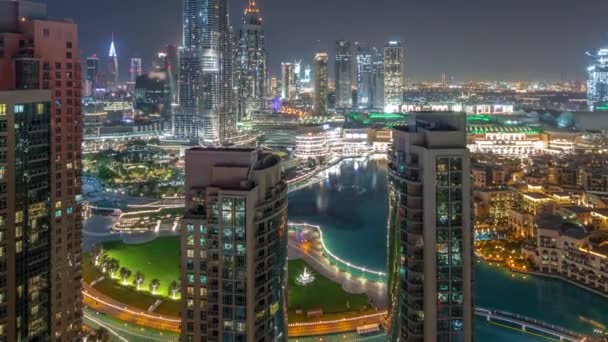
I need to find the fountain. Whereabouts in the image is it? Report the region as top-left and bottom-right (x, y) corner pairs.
(296, 267), (315, 286)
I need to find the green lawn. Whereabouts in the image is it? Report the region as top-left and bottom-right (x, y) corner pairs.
(287, 259), (371, 322)
(102, 236), (180, 299)
(93, 278), (158, 311)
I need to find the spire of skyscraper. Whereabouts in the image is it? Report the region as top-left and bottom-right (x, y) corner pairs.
(109, 32), (117, 57)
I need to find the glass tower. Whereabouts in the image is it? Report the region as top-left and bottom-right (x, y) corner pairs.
(387, 112), (473, 342)
(314, 52), (329, 115)
(372, 47), (384, 110)
(384, 41), (403, 113)
(356, 44), (373, 109)
(335, 40), (352, 109)
(587, 48), (608, 111)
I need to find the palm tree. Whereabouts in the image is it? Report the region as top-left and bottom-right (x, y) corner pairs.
(169, 280), (179, 299)
(108, 259), (120, 279)
(133, 271), (144, 290)
(119, 267), (131, 285)
(149, 278), (160, 295)
(94, 327), (110, 341)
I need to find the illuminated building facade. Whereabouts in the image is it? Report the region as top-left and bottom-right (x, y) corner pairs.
(294, 124), (342, 159)
(466, 120), (543, 156)
(85, 55), (100, 97)
(356, 44), (373, 109)
(237, 0), (267, 121)
(335, 40), (352, 109)
(178, 0), (235, 145)
(108, 33), (119, 89)
(586, 48), (608, 111)
(130, 57), (142, 82)
(281, 62), (295, 100)
(314, 52), (329, 115)
(181, 148), (288, 341)
(372, 47), (384, 110)
(384, 41), (403, 112)
(387, 113), (473, 342)
(0, 2), (83, 340)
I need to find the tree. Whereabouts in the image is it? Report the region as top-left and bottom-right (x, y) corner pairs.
(169, 280), (179, 299)
(149, 278), (160, 295)
(108, 259), (120, 279)
(90, 244), (103, 266)
(119, 267), (131, 285)
(133, 271), (145, 290)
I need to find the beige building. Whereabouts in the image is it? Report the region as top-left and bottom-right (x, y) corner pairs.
(181, 148), (288, 341)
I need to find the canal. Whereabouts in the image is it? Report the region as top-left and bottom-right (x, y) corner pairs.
(288, 157), (608, 340)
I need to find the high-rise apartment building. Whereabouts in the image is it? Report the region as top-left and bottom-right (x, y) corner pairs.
(237, 0), (267, 120)
(387, 112), (473, 342)
(335, 40), (352, 109)
(85, 55), (100, 97)
(0, 1), (83, 340)
(355, 44), (373, 109)
(586, 48), (608, 111)
(177, 0), (235, 145)
(281, 62), (294, 100)
(372, 47), (384, 110)
(384, 41), (403, 112)
(314, 52), (329, 115)
(181, 148), (288, 341)
(130, 57), (142, 82)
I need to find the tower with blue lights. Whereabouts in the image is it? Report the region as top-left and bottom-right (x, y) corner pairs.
(108, 33), (119, 89)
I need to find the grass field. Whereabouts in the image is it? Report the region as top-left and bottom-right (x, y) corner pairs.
(102, 236), (180, 298)
(287, 259), (371, 322)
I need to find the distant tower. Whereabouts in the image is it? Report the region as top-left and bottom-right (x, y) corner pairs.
(335, 40), (353, 109)
(587, 48), (608, 111)
(130, 58), (142, 82)
(85, 54), (100, 97)
(371, 47), (384, 110)
(294, 60), (302, 96)
(281, 62), (294, 100)
(302, 65), (312, 89)
(355, 43), (373, 109)
(108, 33), (119, 88)
(238, 0), (267, 120)
(384, 40), (403, 112)
(314, 52), (329, 115)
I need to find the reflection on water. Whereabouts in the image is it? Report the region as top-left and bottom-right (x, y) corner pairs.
(288, 157), (608, 340)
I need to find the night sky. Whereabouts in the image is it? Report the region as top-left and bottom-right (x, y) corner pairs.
(43, 0), (608, 82)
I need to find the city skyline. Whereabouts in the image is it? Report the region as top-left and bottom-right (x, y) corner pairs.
(43, 0), (608, 82)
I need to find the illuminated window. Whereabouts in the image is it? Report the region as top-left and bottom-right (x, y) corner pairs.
(199, 275), (207, 284)
(67, 207), (73, 215)
(0, 167), (5, 180)
(16, 241), (23, 253)
(54, 210), (62, 218)
(14, 104), (24, 113)
(55, 201), (62, 209)
(15, 211), (23, 224)
(0, 104), (6, 116)
(36, 103), (44, 114)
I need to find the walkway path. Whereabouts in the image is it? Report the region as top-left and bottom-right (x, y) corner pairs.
(287, 232), (388, 310)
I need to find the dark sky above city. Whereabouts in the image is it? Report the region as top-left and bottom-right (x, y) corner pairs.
(43, 0), (608, 82)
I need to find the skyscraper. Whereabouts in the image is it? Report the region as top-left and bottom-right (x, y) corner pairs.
(314, 52), (329, 115)
(108, 33), (119, 89)
(387, 112), (473, 342)
(178, 0), (235, 145)
(181, 148), (288, 341)
(335, 40), (353, 109)
(355, 44), (373, 109)
(130, 57), (142, 82)
(281, 62), (294, 100)
(372, 47), (384, 110)
(586, 48), (608, 111)
(384, 41), (403, 112)
(0, 1), (83, 340)
(237, 0), (267, 120)
(85, 55), (100, 97)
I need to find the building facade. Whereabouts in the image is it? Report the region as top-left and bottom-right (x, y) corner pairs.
(384, 41), (403, 113)
(0, 1), (83, 340)
(237, 0), (267, 121)
(335, 40), (352, 109)
(387, 113), (473, 342)
(178, 0), (235, 145)
(181, 148), (288, 341)
(85, 55), (100, 97)
(586, 48), (608, 111)
(356, 44), (373, 109)
(130, 57), (142, 82)
(314, 52), (329, 115)
(280, 62), (295, 100)
(372, 46), (384, 110)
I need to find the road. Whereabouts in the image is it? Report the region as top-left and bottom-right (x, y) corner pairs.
(82, 281), (180, 333)
(288, 313), (386, 337)
(83, 307), (179, 342)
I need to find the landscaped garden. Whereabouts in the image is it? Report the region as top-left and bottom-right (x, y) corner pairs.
(84, 236), (373, 321)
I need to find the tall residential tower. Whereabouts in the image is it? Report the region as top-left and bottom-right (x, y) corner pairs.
(335, 40), (352, 109)
(314, 52), (329, 115)
(0, 1), (83, 340)
(387, 112), (473, 342)
(237, 0), (267, 120)
(384, 41), (403, 112)
(181, 148), (288, 341)
(355, 44), (373, 109)
(587, 48), (608, 111)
